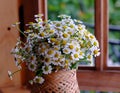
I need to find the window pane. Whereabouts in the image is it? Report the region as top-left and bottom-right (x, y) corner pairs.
(108, 0), (120, 67)
(48, 0), (95, 66)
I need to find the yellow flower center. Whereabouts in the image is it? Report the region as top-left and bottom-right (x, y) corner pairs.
(69, 45), (74, 49)
(80, 44), (84, 48)
(65, 60), (69, 64)
(94, 50), (98, 54)
(49, 30), (54, 34)
(26, 29), (31, 32)
(88, 55), (91, 59)
(68, 31), (72, 35)
(85, 35), (89, 39)
(76, 47), (79, 52)
(36, 23), (40, 27)
(63, 33), (68, 38)
(31, 33), (35, 37)
(29, 22), (34, 25)
(45, 66), (49, 71)
(69, 56), (73, 60)
(45, 58), (50, 63)
(55, 40), (60, 45)
(78, 26), (83, 30)
(74, 54), (79, 58)
(40, 48), (45, 53)
(64, 49), (68, 53)
(17, 58), (22, 63)
(56, 23), (60, 27)
(70, 25), (74, 28)
(35, 78), (41, 83)
(40, 32), (45, 37)
(80, 52), (83, 55)
(31, 56), (35, 60)
(50, 38), (56, 42)
(30, 64), (35, 69)
(63, 26), (67, 29)
(93, 42), (97, 46)
(54, 53), (59, 58)
(90, 35), (94, 39)
(46, 24), (50, 28)
(87, 42), (91, 47)
(26, 47), (30, 51)
(54, 47), (59, 50)
(62, 40), (67, 45)
(47, 50), (54, 55)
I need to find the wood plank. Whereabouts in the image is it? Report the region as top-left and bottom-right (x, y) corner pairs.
(95, 0), (108, 71)
(102, 0), (109, 70)
(0, 0), (20, 87)
(77, 71), (120, 92)
(0, 86), (30, 93)
(95, 0), (103, 71)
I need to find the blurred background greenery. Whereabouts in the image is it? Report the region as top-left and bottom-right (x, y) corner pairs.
(48, 0), (120, 68)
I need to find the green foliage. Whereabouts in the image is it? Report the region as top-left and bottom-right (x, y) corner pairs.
(48, 0), (94, 23)
(109, 0), (120, 25)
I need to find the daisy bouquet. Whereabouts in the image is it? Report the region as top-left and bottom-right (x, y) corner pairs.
(8, 14), (100, 84)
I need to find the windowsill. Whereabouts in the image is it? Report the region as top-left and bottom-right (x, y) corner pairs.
(0, 86), (30, 93)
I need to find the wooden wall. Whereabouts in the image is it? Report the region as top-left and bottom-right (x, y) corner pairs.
(0, 0), (46, 92)
(0, 0), (21, 88)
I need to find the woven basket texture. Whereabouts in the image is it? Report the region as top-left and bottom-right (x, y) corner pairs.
(31, 69), (80, 93)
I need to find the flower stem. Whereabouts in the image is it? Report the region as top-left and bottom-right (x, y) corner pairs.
(16, 26), (27, 37)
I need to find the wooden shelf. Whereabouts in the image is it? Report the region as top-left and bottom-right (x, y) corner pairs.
(0, 86), (30, 93)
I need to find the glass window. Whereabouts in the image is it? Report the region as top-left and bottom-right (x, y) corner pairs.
(108, 0), (120, 67)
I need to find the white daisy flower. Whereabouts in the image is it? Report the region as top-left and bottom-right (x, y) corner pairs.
(48, 38), (57, 45)
(79, 51), (85, 59)
(53, 59), (61, 66)
(54, 56), (65, 67)
(44, 57), (52, 65)
(35, 18), (43, 23)
(63, 47), (71, 54)
(33, 76), (44, 84)
(29, 80), (34, 85)
(53, 46), (60, 51)
(90, 47), (100, 57)
(92, 40), (99, 47)
(88, 34), (95, 40)
(66, 43), (75, 52)
(42, 65), (52, 74)
(11, 22), (20, 27)
(60, 32), (70, 40)
(8, 71), (13, 80)
(34, 14), (43, 18)
(61, 40), (67, 46)
(45, 49), (55, 57)
(38, 31), (46, 39)
(30, 55), (36, 62)
(28, 63), (37, 71)
(86, 54), (93, 62)
(77, 24), (86, 34)
(39, 43), (49, 55)
(71, 52), (80, 61)
(24, 45), (32, 52)
(64, 59), (71, 69)
(53, 51), (61, 60)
